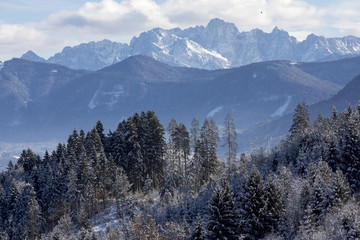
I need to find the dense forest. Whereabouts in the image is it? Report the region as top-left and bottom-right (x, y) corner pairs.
(1, 104), (360, 239)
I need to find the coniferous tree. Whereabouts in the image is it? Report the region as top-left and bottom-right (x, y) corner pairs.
(110, 120), (127, 167)
(142, 111), (166, 189)
(332, 168), (351, 206)
(197, 119), (219, 186)
(190, 118), (200, 151)
(65, 168), (78, 218)
(114, 168), (131, 218)
(173, 123), (191, 187)
(339, 106), (360, 192)
(95, 120), (106, 146)
(191, 215), (206, 240)
(264, 176), (285, 234)
(124, 117), (144, 192)
(207, 179), (238, 240)
(222, 113), (238, 171)
(238, 165), (268, 239)
(24, 193), (42, 240)
(289, 102), (311, 139)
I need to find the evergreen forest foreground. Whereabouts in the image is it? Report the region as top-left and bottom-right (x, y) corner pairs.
(1, 103), (360, 240)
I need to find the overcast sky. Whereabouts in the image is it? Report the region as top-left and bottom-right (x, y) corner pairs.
(0, 0), (359, 61)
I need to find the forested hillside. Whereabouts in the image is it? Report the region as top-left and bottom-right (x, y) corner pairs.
(1, 105), (360, 239)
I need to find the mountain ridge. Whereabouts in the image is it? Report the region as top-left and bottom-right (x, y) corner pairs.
(20, 18), (360, 71)
(0, 55), (347, 145)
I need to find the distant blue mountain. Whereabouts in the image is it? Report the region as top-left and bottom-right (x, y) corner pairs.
(2, 55), (356, 153)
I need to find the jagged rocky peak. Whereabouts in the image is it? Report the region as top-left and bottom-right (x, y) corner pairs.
(271, 26), (292, 37)
(20, 50), (46, 63)
(18, 18), (360, 70)
(206, 18), (239, 33)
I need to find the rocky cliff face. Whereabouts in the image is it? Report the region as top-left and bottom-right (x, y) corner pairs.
(21, 19), (360, 71)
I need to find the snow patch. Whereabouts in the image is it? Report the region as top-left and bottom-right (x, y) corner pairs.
(103, 85), (126, 108)
(263, 96), (280, 102)
(252, 72), (257, 78)
(92, 205), (120, 236)
(50, 70), (58, 73)
(271, 96), (292, 117)
(88, 81), (103, 109)
(207, 106), (223, 118)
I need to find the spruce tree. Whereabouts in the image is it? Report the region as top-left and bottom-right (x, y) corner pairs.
(222, 113), (238, 171)
(238, 165), (268, 239)
(207, 179), (238, 240)
(198, 119), (219, 185)
(24, 194), (42, 240)
(289, 102), (311, 138)
(190, 118), (200, 151)
(191, 215), (206, 240)
(142, 111), (166, 189)
(264, 176), (285, 234)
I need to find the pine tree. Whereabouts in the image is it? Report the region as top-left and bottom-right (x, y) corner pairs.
(207, 179), (238, 240)
(222, 113), (238, 172)
(142, 111), (166, 189)
(339, 106), (360, 192)
(115, 168), (131, 218)
(197, 119), (219, 185)
(95, 120), (106, 146)
(190, 118), (200, 151)
(238, 165), (267, 239)
(111, 120), (127, 167)
(307, 161), (335, 225)
(24, 194), (42, 240)
(173, 123), (191, 187)
(65, 168), (79, 218)
(289, 102), (311, 138)
(332, 168), (351, 206)
(191, 215), (206, 240)
(298, 205), (316, 239)
(264, 176), (285, 234)
(124, 117), (144, 192)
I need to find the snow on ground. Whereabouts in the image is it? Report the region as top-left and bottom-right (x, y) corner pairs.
(271, 96), (292, 117)
(92, 204), (121, 237)
(88, 81), (103, 110)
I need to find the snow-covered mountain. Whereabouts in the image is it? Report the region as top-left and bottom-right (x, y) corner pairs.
(129, 28), (230, 69)
(47, 40), (130, 70)
(20, 19), (360, 71)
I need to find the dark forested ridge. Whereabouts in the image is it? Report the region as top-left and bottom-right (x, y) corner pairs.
(1, 103), (360, 239)
(0, 55), (348, 147)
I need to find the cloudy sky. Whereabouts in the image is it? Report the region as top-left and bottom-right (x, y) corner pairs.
(0, 0), (359, 61)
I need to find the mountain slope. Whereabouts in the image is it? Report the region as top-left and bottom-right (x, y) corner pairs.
(240, 73), (360, 152)
(297, 56), (360, 86)
(311, 74), (360, 116)
(0, 56), (342, 144)
(0, 59), (89, 139)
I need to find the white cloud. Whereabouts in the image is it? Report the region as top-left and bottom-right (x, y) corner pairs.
(40, 0), (173, 38)
(321, 0), (360, 37)
(0, 22), (47, 59)
(1, 0), (360, 60)
(37, 0), (324, 42)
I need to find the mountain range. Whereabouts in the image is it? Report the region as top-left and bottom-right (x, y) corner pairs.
(20, 18), (360, 71)
(2, 55), (360, 152)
